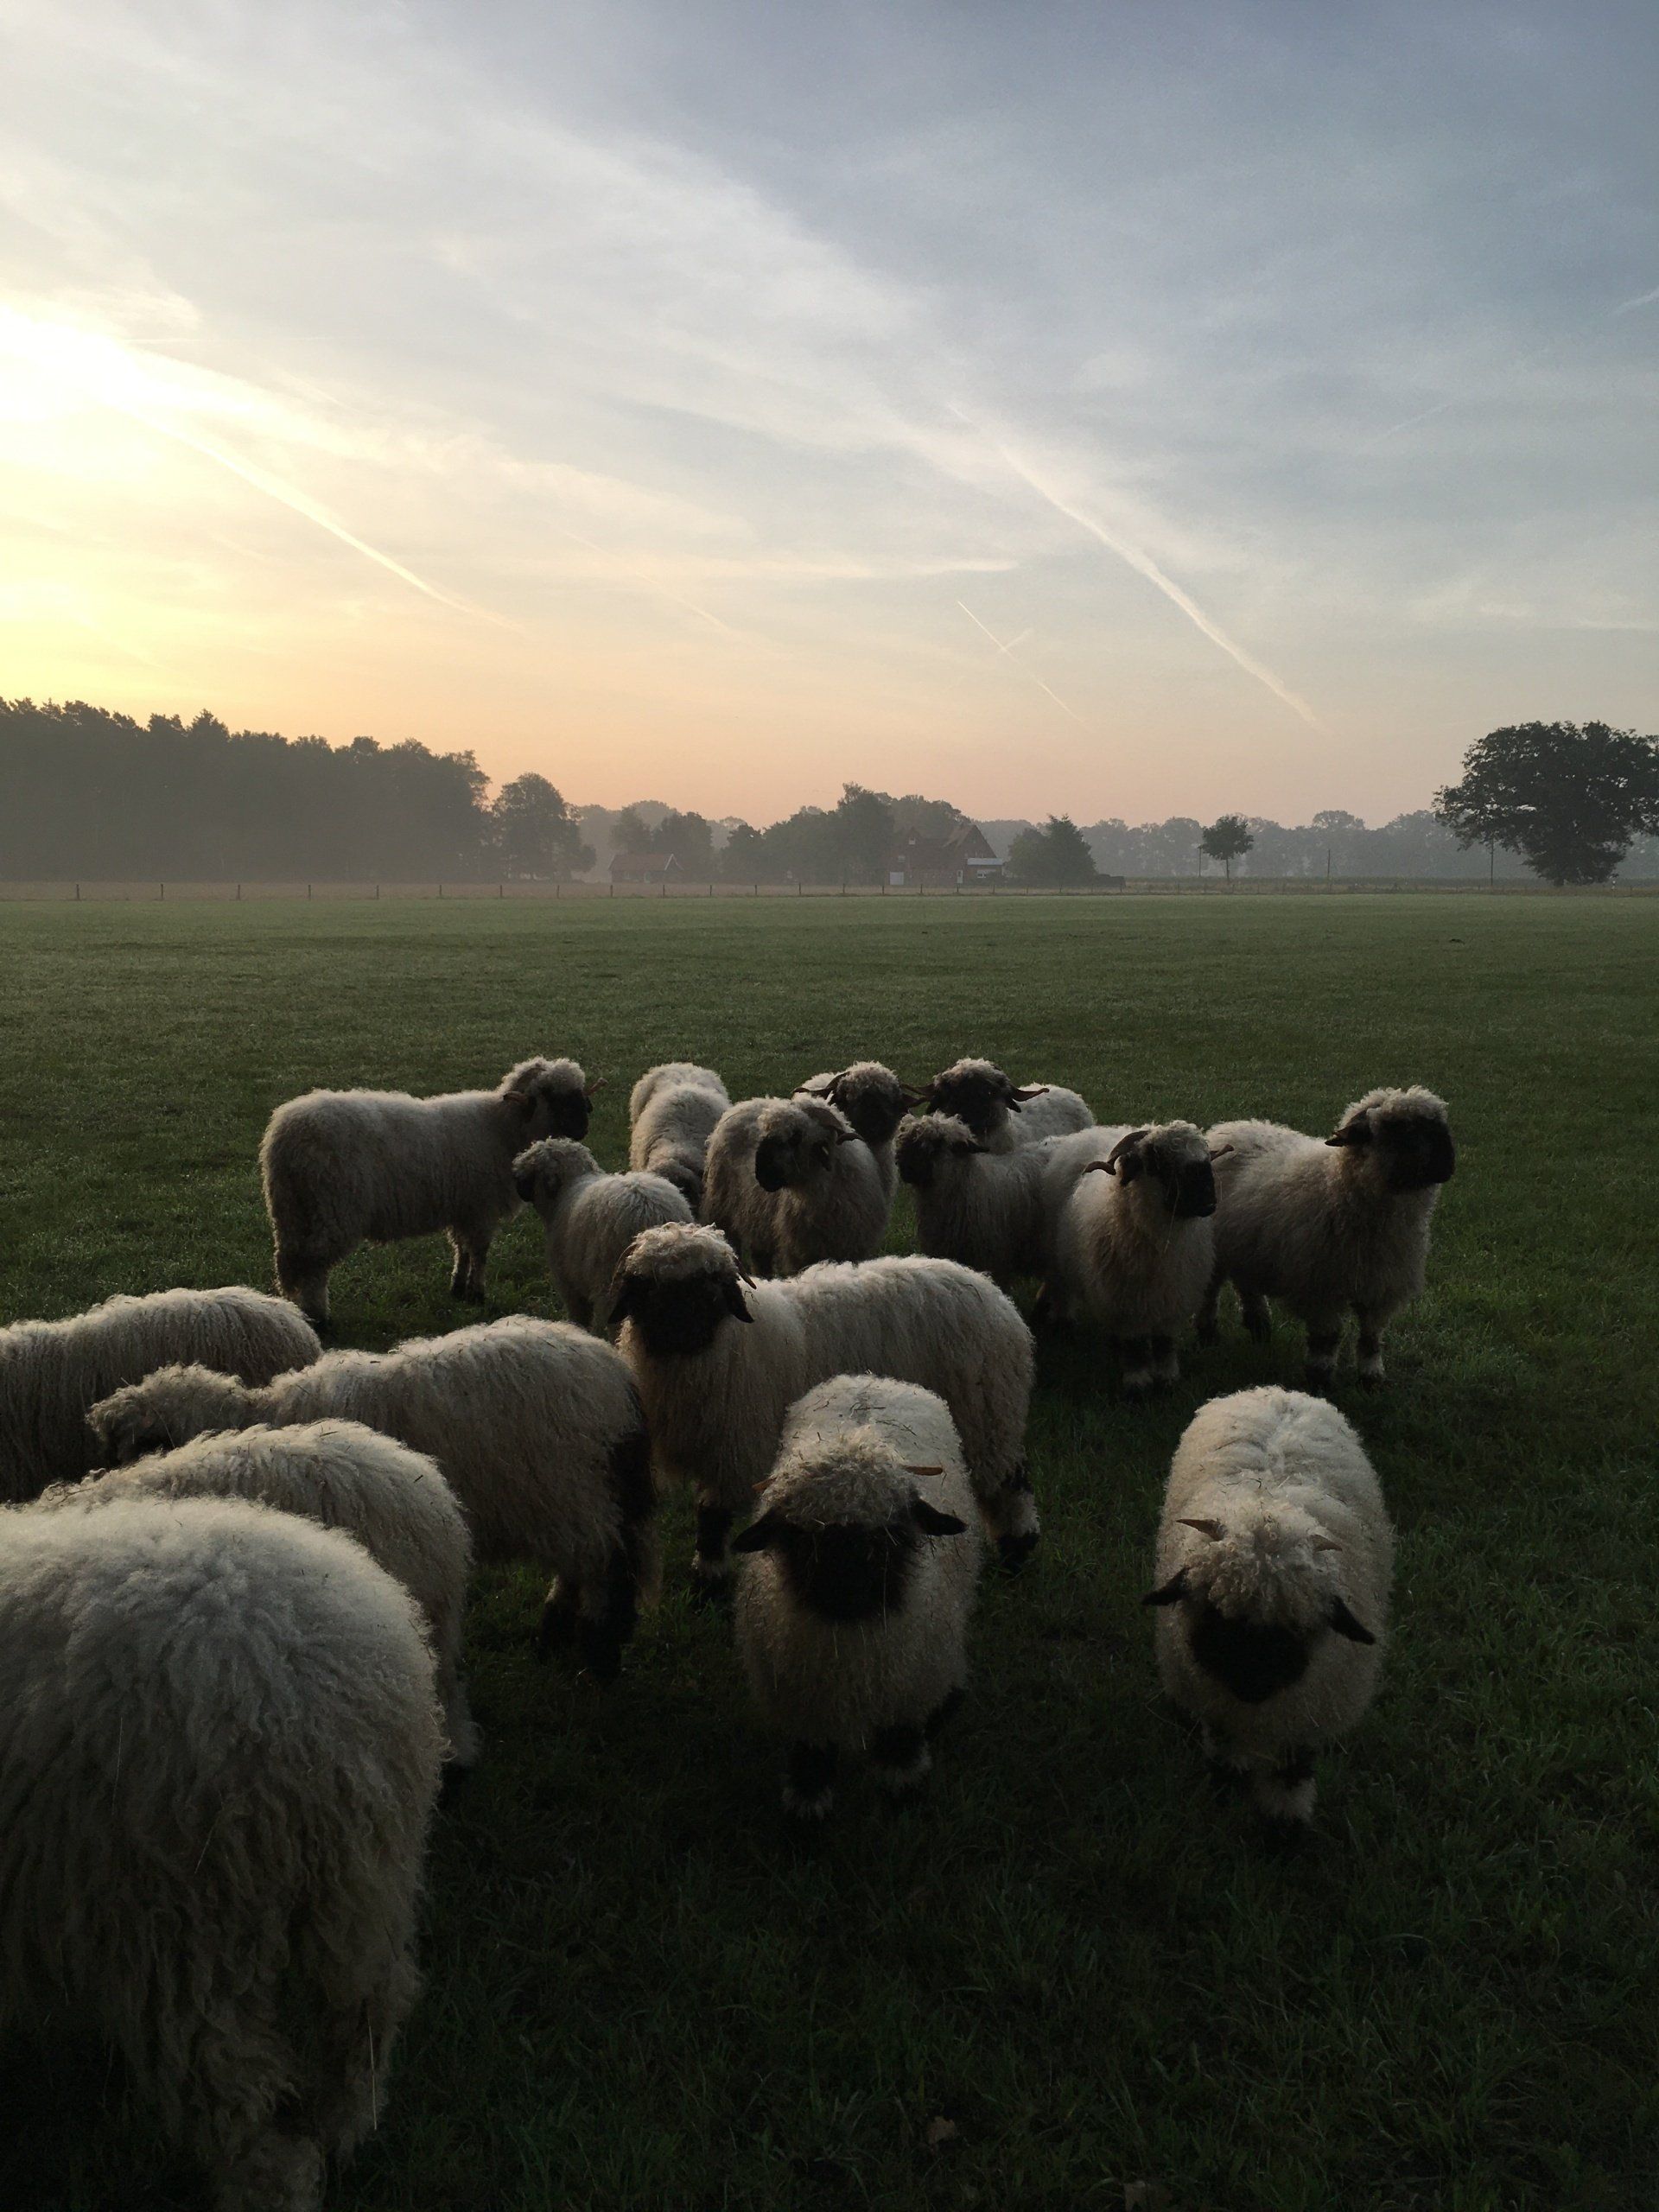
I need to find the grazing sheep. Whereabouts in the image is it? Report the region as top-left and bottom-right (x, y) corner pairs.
(42, 1421), (478, 1766)
(89, 1317), (653, 1684)
(0, 1495), (442, 2210)
(513, 1138), (693, 1332)
(1144, 1386), (1393, 1831)
(734, 1375), (983, 1818)
(1201, 1086), (1455, 1389)
(0, 1287), (320, 1506)
(1051, 1122), (1220, 1393)
(795, 1061), (916, 1203)
(628, 1062), (729, 1207)
(920, 1057), (1093, 1154)
(261, 1056), (599, 1323)
(895, 1115), (1122, 1290)
(610, 1223), (1036, 1592)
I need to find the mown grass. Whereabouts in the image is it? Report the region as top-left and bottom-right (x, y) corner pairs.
(2, 893), (1656, 2212)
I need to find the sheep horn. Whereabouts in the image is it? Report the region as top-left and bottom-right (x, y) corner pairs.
(901, 1464), (945, 1477)
(584, 1076), (607, 1097)
(1010, 1084), (1049, 1103)
(1103, 1128), (1152, 1174)
(1208, 1142), (1235, 1161)
(1179, 1517), (1225, 1540)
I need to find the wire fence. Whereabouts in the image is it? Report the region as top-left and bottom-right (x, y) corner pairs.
(1, 875), (1653, 903)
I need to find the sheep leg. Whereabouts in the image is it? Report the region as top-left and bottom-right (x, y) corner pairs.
(448, 1224), (491, 1301)
(537, 1579), (580, 1656)
(212, 2128), (326, 2212)
(1355, 1312), (1386, 1385)
(690, 1504), (735, 1602)
(1251, 1745), (1318, 1834)
(437, 1661), (481, 1769)
(990, 1464), (1040, 1573)
(1305, 1326), (1343, 1393)
(1196, 1270), (1224, 1346)
(1239, 1287), (1271, 1344)
(273, 1243), (334, 1328)
(575, 1543), (640, 1685)
(925, 1686), (965, 1739)
(1151, 1333), (1180, 1386)
(1119, 1337), (1155, 1397)
(563, 1285), (594, 1333)
(871, 1721), (931, 1800)
(783, 1741), (838, 1821)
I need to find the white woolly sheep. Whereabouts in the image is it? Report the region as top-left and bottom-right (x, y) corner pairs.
(757, 1093), (894, 1274)
(1201, 1086), (1456, 1389)
(0, 1495), (442, 2210)
(0, 1286), (320, 1506)
(1051, 1122), (1222, 1394)
(920, 1057), (1093, 1154)
(513, 1137), (693, 1332)
(609, 1222), (1037, 1592)
(261, 1055), (600, 1323)
(734, 1374), (984, 1818)
(894, 1116), (1120, 1291)
(699, 1095), (796, 1273)
(42, 1420), (478, 1766)
(1144, 1386), (1394, 1831)
(795, 1061), (918, 1204)
(88, 1316), (653, 1684)
(628, 1062), (730, 1206)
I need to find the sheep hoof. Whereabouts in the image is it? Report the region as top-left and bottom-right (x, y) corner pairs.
(997, 1530), (1039, 1574)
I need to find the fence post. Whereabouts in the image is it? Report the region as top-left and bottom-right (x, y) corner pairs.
(438, 883), (442, 899)
(74, 882), (79, 902)
(236, 883), (241, 901)
(753, 882), (758, 897)
(708, 880), (713, 897)
(499, 882), (504, 899)
(611, 881), (615, 898)
(376, 884), (380, 899)
(308, 883), (313, 900)
(160, 882), (164, 901)
(662, 879), (667, 898)
(556, 880), (561, 900)
(798, 880), (803, 898)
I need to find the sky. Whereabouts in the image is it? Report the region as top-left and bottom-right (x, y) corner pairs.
(1, 0), (1655, 825)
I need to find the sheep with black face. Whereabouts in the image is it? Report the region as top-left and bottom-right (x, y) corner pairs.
(1050, 1122), (1221, 1394)
(608, 1223), (1037, 1595)
(795, 1062), (918, 1204)
(734, 1374), (983, 1819)
(760, 1090), (896, 1273)
(700, 1096), (813, 1274)
(1200, 1086), (1455, 1389)
(920, 1057), (1093, 1154)
(896, 1114), (1122, 1292)
(628, 1062), (729, 1208)
(260, 1057), (601, 1323)
(1145, 1386), (1393, 1833)
(512, 1137), (692, 1332)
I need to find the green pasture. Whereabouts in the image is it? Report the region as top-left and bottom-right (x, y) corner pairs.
(2, 893), (1656, 2211)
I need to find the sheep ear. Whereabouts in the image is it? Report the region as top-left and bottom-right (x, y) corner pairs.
(833, 1126), (859, 1144)
(1326, 1115), (1371, 1147)
(512, 1166), (538, 1202)
(731, 1510), (783, 1554)
(912, 1497), (969, 1537)
(607, 1274), (639, 1322)
(1328, 1596), (1376, 1644)
(1142, 1569), (1189, 1606)
(1179, 1517), (1225, 1540)
(722, 1278), (754, 1322)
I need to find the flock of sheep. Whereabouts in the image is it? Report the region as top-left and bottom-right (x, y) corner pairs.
(0, 1049), (1455, 2210)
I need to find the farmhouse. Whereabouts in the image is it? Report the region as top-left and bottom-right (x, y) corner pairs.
(609, 850), (683, 886)
(887, 822), (1003, 888)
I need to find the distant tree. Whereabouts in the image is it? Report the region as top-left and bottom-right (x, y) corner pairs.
(1434, 721), (1659, 886)
(1006, 815), (1097, 887)
(720, 820), (766, 881)
(490, 773), (594, 880)
(610, 805), (655, 855)
(653, 809), (715, 879)
(1200, 813), (1255, 881)
(832, 784), (897, 882)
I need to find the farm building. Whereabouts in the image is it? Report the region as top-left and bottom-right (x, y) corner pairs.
(887, 822), (1003, 888)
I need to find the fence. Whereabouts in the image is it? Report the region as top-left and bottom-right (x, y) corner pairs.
(1, 876), (1653, 903)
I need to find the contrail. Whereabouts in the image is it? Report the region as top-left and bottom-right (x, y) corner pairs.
(545, 519), (747, 642)
(952, 414), (1325, 732)
(956, 600), (1095, 732)
(1613, 285), (1659, 315)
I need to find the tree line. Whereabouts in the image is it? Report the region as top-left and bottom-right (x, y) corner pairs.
(3, 699), (1653, 885)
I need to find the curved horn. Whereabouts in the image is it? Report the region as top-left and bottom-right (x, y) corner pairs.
(1009, 1084), (1050, 1103)
(1207, 1141), (1234, 1161)
(1103, 1127), (1152, 1175)
(583, 1075), (607, 1096)
(1179, 1517), (1225, 1540)
(901, 1464), (945, 1478)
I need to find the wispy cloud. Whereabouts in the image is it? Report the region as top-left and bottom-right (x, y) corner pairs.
(1612, 285), (1659, 315)
(955, 600), (1094, 732)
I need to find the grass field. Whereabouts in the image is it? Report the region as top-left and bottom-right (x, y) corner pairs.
(3, 894), (1656, 2212)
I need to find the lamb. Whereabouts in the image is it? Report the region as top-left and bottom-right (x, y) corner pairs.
(628, 1061), (730, 1207)
(0, 1495), (442, 2209)
(88, 1316), (653, 1683)
(1143, 1386), (1394, 1832)
(1200, 1086), (1456, 1389)
(701, 1094), (866, 1274)
(920, 1057), (1093, 1153)
(795, 1061), (917, 1203)
(260, 1055), (600, 1323)
(895, 1115), (1122, 1290)
(1050, 1122), (1221, 1394)
(609, 1222), (1037, 1592)
(41, 1420), (479, 1767)
(0, 1286), (320, 1506)
(734, 1375), (983, 1819)
(513, 1137), (693, 1332)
